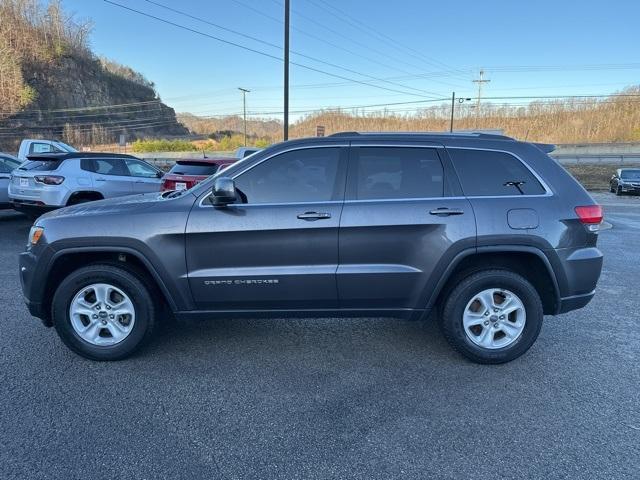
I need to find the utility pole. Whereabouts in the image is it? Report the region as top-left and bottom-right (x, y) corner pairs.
(449, 92), (456, 132)
(472, 69), (490, 129)
(283, 0), (290, 141)
(238, 87), (250, 146)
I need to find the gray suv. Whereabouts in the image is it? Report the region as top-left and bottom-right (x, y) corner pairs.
(19, 133), (604, 363)
(9, 152), (163, 218)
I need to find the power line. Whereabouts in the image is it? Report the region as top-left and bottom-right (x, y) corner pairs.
(305, 0), (469, 80)
(141, 0), (443, 97)
(103, 0), (446, 99)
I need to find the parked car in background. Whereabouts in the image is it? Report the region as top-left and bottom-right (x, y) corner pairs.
(20, 132), (603, 363)
(610, 168), (640, 195)
(9, 152), (163, 218)
(17, 139), (77, 161)
(0, 153), (22, 209)
(161, 157), (237, 191)
(234, 147), (261, 158)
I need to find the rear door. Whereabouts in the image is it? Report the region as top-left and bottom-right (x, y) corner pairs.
(125, 159), (163, 193)
(81, 158), (133, 198)
(338, 143), (476, 310)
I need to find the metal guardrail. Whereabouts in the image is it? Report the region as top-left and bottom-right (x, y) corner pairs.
(553, 154), (640, 164)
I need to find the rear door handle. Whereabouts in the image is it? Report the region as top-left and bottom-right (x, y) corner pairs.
(297, 211), (331, 221)
(95, 177), (106, 182)
(429, 208), (464, 216)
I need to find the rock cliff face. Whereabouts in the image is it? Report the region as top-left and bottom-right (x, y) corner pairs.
(0, 0), (187, 151)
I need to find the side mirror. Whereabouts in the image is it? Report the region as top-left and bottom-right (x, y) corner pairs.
(156, 171), (164, 179)
(210, 177), (236, 206)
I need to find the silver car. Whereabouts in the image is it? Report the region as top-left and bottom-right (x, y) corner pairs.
(9, 152), (163, 218)
(0, 153), (21, 209)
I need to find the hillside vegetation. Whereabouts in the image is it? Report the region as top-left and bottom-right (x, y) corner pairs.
(0, 0), (186, 151)
(179, 86), (640, 146)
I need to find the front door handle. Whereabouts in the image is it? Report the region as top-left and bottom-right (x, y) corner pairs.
(297, 211), (331, 221)
(95, 177), (106, 182)
(429, 207), (464, 216)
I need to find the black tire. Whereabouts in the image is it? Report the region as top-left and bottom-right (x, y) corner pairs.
(616, 186), (623, 196)
(52, 264), (156, 360)
(440, 269), (543, 364)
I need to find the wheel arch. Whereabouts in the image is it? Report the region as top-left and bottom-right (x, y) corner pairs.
(426, 246), (561, 316)
(66, 190), (104, 205)
(40, 247), (179, 326)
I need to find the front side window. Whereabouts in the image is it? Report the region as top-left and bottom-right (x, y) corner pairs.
(352, 147), (444, 200)
(448, 149), (546, 196)
(234, 148), (343, 204)
(125, 159), (160, 178)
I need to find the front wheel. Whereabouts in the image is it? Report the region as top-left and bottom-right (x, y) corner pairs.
(616, 186), (623, 196)
(52, 264), (156, 360)
(440, 270), (543, 364)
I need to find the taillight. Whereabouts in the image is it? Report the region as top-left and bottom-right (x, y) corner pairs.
(575, 205), (603, 225)
(34, 175), (64, 185)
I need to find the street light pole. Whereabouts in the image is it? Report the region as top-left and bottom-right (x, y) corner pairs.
(238, 87), (250, 146)
(283, 0), (290, 141)
(449, 92), (456, 132)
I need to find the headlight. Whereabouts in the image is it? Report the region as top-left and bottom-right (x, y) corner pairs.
(28, 226), (44, 246)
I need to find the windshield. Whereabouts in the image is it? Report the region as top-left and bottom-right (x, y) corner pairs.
(0, 155), (21, 170)
(620, 169), (640, 180)
(55, 141), (77, 152)
(169, 162), (220, 176)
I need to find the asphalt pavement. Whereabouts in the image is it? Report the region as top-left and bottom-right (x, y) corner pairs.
(0, 193), (638, 479)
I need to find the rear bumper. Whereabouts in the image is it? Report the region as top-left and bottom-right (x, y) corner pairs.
(11, 200), (58, 217)
(558, 291), (596, 314)
(8, 183), (68, 207)
(552, 246), (603, 314)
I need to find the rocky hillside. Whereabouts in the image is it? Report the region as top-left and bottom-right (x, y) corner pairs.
(0, 0), (186, 151)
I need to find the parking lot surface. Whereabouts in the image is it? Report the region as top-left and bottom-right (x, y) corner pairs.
(0, 193), (638, 479)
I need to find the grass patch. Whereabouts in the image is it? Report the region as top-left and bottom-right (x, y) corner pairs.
(131, 139), (199, 153)
(563, 163), (640, 191)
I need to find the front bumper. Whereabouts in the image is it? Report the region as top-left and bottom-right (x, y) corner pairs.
(19, 249), (51, 325)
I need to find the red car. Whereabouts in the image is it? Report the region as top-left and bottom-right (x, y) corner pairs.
(161, 157), (237, 192)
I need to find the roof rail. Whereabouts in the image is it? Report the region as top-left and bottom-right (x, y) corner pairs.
(327, 131), (514, 140)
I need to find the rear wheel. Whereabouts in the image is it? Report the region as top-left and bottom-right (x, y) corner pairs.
(440, 269), (543, 364)
(52, 264), (156, 360)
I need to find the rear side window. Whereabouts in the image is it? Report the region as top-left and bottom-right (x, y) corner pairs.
(448, 149), (546, 196)
(81, 158), (128, 176)
(352, 147), (444, 200)
(169, 162), (220, 176)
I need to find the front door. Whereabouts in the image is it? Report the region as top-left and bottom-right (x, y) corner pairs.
(338, 144), (476, 310)
(185, 146), (348, 311)
(125, 159), (163, 193)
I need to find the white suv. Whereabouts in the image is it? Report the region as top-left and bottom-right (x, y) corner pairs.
(9, 152), (164, 219)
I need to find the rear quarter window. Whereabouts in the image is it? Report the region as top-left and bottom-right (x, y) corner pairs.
(448, 148), (546, 196)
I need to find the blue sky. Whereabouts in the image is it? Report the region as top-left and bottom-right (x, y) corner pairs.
(62, 0), (640, 120)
